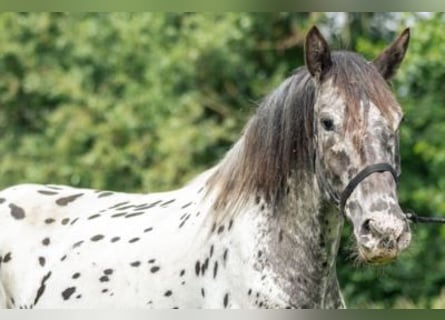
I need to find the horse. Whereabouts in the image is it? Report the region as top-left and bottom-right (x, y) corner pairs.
(0, 26), (411, 308)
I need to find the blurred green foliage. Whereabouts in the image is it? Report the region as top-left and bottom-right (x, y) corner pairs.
(0, 12), (444, 308)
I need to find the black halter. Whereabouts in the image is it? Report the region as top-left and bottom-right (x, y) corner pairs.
(339, 162), (398, 215)
(339, 162), (445, 224)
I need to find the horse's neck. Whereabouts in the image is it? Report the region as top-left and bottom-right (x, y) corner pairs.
(218, 173), (345, 308)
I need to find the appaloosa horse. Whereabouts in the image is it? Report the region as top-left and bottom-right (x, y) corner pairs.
(0, 26), (411, 308)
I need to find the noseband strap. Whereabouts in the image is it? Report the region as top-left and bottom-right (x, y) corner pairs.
(337, 162), (445, 224)
(339, 163), (398, 215)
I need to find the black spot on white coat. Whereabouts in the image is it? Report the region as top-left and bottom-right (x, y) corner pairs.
(72, 241), (83, 248)
(223, 293), (229, 308)
(125, 212), (146, 218)
(61, 287), (76, 300)
(213, 261), (218, 278)
(129, 237), (140, 243)
(104, 269), (113, 275)
(98, 192), (114, 198)
(228, 219), (233, 230)
(91, 235), (104, 241)
(9, 204), (25, 220)
(3, 252), (12, 263)
(38, 190), (58, 195)
(161, 199), (175, 207)
(223, 249), (228, 262)
(150, 266), (160, 273)
(164, 290), (172, 297)
(56, 193), (84, 206)
(201, 258), (209, 276)
(33, 271), (52, 306)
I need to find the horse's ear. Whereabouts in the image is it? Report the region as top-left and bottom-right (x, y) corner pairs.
(373, 28), (410, 80)
(305, 26), (332, 81)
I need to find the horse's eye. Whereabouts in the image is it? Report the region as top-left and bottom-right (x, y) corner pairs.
(321, 118), (335, 131)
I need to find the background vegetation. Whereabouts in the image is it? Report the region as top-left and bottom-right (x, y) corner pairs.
(0, 12), (444, 308)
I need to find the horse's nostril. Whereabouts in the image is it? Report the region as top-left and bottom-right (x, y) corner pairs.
(361, 219), (372, 235)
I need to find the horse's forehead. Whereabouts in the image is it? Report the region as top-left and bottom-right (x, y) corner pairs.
(364, 99), (402, 132)
(317, 79), (402, 131)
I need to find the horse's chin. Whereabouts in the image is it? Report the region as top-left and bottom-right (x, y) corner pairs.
(357, 246), (398, 265)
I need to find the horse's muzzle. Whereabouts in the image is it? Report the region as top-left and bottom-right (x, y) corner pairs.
(357, 216), (411, 265)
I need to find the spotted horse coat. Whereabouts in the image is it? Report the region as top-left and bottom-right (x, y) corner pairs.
(0, 26), (412, 309)
(0, 171), (252, 309)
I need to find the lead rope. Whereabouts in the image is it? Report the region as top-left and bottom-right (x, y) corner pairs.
(405, 213), (445, 224)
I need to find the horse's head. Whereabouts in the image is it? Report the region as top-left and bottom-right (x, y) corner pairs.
(305, 26), (411, 264)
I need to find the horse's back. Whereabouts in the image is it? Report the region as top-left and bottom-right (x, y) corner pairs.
(0, 181), (210, 308)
